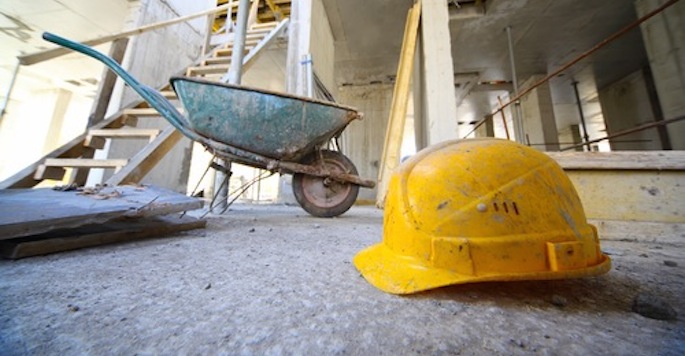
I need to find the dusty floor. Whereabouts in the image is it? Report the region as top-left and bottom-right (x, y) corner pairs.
(1, 204), (683, 355)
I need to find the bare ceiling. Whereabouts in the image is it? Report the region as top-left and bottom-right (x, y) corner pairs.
(1, 0), (653, 134)
(323, 0), (650, 133)
(0, 0), (130, 93)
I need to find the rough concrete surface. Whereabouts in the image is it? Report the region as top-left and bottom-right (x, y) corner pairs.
(1, 205), (683, 355)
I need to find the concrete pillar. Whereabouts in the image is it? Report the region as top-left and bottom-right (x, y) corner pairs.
(519, 75), (560, 151)
(474, 114), (495, 138)
(414, 0), (458, 146)
(285, 0), (312, 96)
(339, 84), (394, 202)
(635, 0), (685, 149)
(280, 0), (336, 204)
(598, 69), (664, 150)
(42, 89), (73, 152)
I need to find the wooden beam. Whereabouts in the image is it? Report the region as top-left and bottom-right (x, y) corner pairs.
(106, 126), (184, 186)
(376, 1), (421, 208)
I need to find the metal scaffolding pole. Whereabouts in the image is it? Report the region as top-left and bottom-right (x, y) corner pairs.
(214, 0), (250, 211)
(506, 26), (525, 143)
(571, 81), (590, 151)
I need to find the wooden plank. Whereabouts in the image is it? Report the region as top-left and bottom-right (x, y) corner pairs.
(88, 128), (161, 139)
(214, 46), (253, 58)
(123, 108), (164, 117)
(376, 1), (421, 208)
(187, 64), (231, 76)
(106, 126), (184, 186)
(84, 129), (159, 149)
(0, 214), (206, 259)
(160, 91), (177, 99)
(251, 21), (279, 29)
(0, 185), (203, 240)
(547, 151), (685, 170)
(43, 158), (129, 169)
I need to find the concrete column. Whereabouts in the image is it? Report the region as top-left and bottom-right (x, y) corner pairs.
(42, 89), (73, 152)
(474, 114), (495, 138)
(339, 84), (394, 202)
(598, 69), (665, 150)
(635, 0), (685, 149)
(518, 75), (560, 151)
(286, 0), (312, 96)
(415, 0), (458, 146)
(279, 0), (337, 204)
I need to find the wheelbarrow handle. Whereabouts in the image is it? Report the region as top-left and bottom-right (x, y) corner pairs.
(41, 32), (201, 142)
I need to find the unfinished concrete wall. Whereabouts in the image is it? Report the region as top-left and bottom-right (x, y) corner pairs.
(339, 84), (393, 202)
(0, 87), (88, 180)
(636, 0), (685, 149)
(599, 69), (664, 151)
(104, 0), (212, 193)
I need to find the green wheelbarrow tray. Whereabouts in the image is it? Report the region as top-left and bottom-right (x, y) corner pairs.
(42, 32), (375, 217)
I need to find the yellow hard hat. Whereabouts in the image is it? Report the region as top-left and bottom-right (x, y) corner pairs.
(354, 138), (611, 294)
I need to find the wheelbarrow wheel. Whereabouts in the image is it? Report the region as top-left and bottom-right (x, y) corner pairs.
(292, 150), (360, 218)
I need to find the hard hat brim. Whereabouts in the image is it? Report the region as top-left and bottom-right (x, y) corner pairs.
(353, 243), (611, 295)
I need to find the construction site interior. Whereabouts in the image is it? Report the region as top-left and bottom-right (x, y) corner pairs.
(0, 0), (683, 354)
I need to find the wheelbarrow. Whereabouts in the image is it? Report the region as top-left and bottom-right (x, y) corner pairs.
(42, 32), (375, 217)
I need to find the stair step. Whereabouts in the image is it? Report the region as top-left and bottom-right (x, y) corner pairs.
(221, 38), (262, 49)
(250, 21), (279, 30)
(84, 128), (161, 149)
(203, 57), (232, 66)
(186, 64), (231, 76)
(123, 107), (182, 118)
(34, 159), (129, 180)
(44, 158), (129, 169)
(160, 91), (178, 99)
(214, 46), (254, 58)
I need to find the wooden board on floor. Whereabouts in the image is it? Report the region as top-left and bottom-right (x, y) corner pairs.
(0, 214), (206, 259)
(0, 185), (203, 240)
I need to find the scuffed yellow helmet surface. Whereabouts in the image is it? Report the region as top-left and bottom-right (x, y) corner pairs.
(354, 138), (610, 294)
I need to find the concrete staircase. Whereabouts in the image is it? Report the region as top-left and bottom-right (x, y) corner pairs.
(0, 20), (286, 189)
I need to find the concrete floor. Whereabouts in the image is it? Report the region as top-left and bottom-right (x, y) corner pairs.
(1, 204), (683, 355)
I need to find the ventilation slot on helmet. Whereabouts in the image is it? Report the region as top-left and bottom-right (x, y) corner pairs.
(493, 201), (519, 215)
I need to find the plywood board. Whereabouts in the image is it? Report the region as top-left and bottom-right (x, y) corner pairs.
(0, 185), (203, 240)
(0, 214), (206, 259)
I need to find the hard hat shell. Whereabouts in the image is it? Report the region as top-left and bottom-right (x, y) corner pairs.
(354, 138), (611, 294)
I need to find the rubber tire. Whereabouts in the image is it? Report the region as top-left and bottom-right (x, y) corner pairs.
(292, 150), (360, 218)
